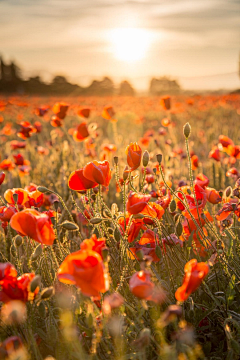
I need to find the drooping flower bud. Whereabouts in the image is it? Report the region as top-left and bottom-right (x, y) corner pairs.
(142, 150), (150, 167)
(156, 154), (162, 165)
(183, 123), (191, 139)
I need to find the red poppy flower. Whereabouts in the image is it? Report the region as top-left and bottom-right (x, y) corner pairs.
(52, 102), (69, 119)
(4, 188), (29, 206)
(216, 203), (234, 221)
(68, 168), (98, 192)
(50, 115), (63, 127)
(141, 202), (164, 225)
(218, 135), (234, 148)
(10, 209), (55, 246)
(209, 146), (220, 161)
(10, 141), (26, 150)
(160, 96), (171, 110)
(126, 192), (151, 215)
(102, 106), (115, 121)
(0, 205), (17, 223)
(78, 108), (91, 118)
(194, 173), (209, 188)
(0, 159), (15, 171)
(205, 187), (222, 204)
(125, 142), (142, 171)
(57, 248), (109, 298)
(191, 155), (199, 170)
(226, 167), (239, 179)
(182, 184), (207, 219)
(80, 234), (106, 258)
(34, 121), (42, 133)
(13, 154), (25, 166)
(17, 121), (36, 139)
(35, 106), (49, 117)
(175, 259), (209, 301)
(118, 212), (145, 243)
(73, 122), (89, 142)
(129, 270), (154, 299)
(83, 160), (111, 187)
(0, 172), (5, 185)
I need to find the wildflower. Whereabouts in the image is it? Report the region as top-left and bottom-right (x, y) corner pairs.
(10, 140), (26, 150)
(10, 209), (55, 246)
(160, 96), (171, 110)
(58, 249), (109, 298)
(78, 107), (91, 118)
(83, 160), (111, 187)
(68, 168), (98, 191)
(118, 213), (145, 243)
(127, 192), (151, 215)
(129, 270), (154, 299)
(80, 234), (106, 258)
(102, 106), (116, 121)
(194, 173), (209, 188)
(50, 115), (63, 127)
(191, 155), (199, 170)
(175, 259), (209, 301)
(73, 122), (89, 142)
(0, 159), (15, 171)
(17, 121), (36, 139)
(205, 187), (222, 204)
(209, 146), (220, 161)
(4, 188), (29, 206)
(52, 102), (69, 119)
(125, 142), (142, 171)
(0, 172), (5, 185)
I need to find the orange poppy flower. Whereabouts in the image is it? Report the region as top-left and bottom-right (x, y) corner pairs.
(160, 96), (171, 110)
(191, 155), (199, 170)
(0, 172), (5, 186)
(52, 102), (69, 119)
(0, 159), (15, 171)
(68, 168), (98, 192)
(34, 121), (42, 133)
(141, 202), (164, 225)
(216, 203), (233, 221)
(161, 118), (171, 127)
(4, 188), (29, 206)
(102, 106), (116, 121)
(17, 121), (36, 139)
(0, 205), (17, 223)
(50, 115), (63, 127)
(80, 234), (106, 257)
(156, 190), (171, 210)
(125, 142), (142, 171)
(83, 160), (111, 187)
(175, 259), (209, 301)
(57, 249), (109, 298)
(10, 209), (55, 246)
(129, 270), (154, 300)
(10, 141), (26, 150)
(194, 173), (209, 188)
(35, 106), (49, 117)
(209, 146), (220, 161)
(226, 167), (239, 179)
(27, 190), (44, 208)
(205, 187), (222, 204)
(218, 135), (234, 149)
(182, 184), (207, 219)
(126, 192), (151, 215)
(118, 212), (145, 243)
(72, 122), (89, 142)
(78, 108), (91, 118)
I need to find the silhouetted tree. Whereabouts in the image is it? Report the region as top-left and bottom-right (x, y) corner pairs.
(149, 76), (181, 95)
(119, 80), (135, 96)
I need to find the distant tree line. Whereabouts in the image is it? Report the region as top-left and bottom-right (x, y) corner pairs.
(0, 56), (181, 95)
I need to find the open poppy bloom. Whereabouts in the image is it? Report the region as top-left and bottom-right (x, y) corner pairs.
(102, 106), (116, 121)
(156, 190), (172, 210)
(129, 270), (165, 303)
(17, 121), (36, 139)
(191, 155), (199, 170)
(218, 135), (234, 149)
(125, 142), (142, 171)
(118, 212), (145, 243)
(226, 167), (239, 179)
(57, 248), (109, 298)
(10, 209), (55, 246)
(129, 229), (160, 262)
(205, 187), (222, 204)
(175, 259), (209, 301)
(194, 173), (209, 188)
(83, 160), (111, 187)
(68, 168), (98, 192)
(216, 203), (234, 221)
(27, 190), (44, 208)
(78, 108), (91, 118)
(0, 263), (38, 303)
(34, 121), (42, 133)
(52, 102), (69, 119)
(80, 234), (106, 258)
(72, 122), (89, 142)
(10, 140), (26, 150)
(4, 188), (29, 206)
(35, 106), (49, 117)
(0, 172), (5, 185)
(127, 192), (151, 215)
(141, 202), (164, 225)
(0, 159), (15, 171)
(50, 115), (63, 127)
(209, 146), (220, 161)
(0, 205), (17, 224)
(182, 184), (207, 219)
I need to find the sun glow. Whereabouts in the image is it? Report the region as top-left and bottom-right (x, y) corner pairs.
(110, 28), (151, 62)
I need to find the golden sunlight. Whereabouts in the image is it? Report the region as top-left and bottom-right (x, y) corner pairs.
(110, 28), (151, 62)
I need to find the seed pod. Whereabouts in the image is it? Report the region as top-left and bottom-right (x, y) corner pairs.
(183, 123), (191, 139)
(169, 200), (176, 213)
(41, 286), (55, 300)
(187, 188), (191, 195)
(53, 200), (59, 211)
(14, 235), (22, 247)
(156, 154), (162, 165)
(38, 302), (46, 317)
(113, 156), (119, 166)
(61, 221), (79, 231)
(37, 186), (53, 194)
(142, 150), (150, 167)
(90, 217), (103, 225)
(225, 186), (232, 198)
(91, 194), (96, 201)
(155, 245), (162, 259)
(31, 244), (43, 260)
(174, 213), (180, 223)
(12, 193), (19, 204)
(176, 221), (183, 237)
(30, 275), (41, 293)
(101, 247), (109, 262)
(114, 228), (121, 242)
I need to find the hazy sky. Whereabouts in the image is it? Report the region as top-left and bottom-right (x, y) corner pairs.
(0, 0), (239, 90)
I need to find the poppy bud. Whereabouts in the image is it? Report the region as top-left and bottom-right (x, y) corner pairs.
(114, 228), (121, 242)
(225, 186), (232, 198)
(132, 213), (145, 219)
(135, 249), (144, 260)
(14, 235), (22, 247)
(169, 199), (176, 213)
(183, 123), (191, 139)
(153, 168), (157, 174)
(143, 151), (150, 167)
(30, 275), (41, 293)
(0, 172), (5, 185)
(31, 244), (43, 260)
(101, 247), (109, 262)
(176, 221), (183, 237)
(155, 245), (162, 259)
(61, 221), (79, 231)
(91, 194), (97, 201)
(187, 188), (191, 195)
(13, 193), (19, 204)
(90, 217), (103, 224)
(37, 186), (53, 194)
(113, 156), (119, 166)
(53, 200), (59, 211)
(156, 154), (162, 165)
(41, 286), (55, 300)
(123, 166), (129, 181)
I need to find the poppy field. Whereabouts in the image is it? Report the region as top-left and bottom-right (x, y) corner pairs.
(0, 93), (240, 360)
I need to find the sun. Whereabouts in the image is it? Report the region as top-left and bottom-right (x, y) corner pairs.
(110, 28), (151, 62)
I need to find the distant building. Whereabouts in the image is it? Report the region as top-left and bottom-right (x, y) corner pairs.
(149, 76), (181, 95)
